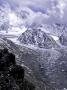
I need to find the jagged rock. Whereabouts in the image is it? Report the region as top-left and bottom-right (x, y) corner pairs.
(18, 29), (58, 49)
(10, 65), (24, 81)
(0, 49), (16, 70)
(0, 48), (35, 90)
(59, 34), (67, 46)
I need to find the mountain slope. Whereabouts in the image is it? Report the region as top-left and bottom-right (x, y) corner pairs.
(18, 28), (59, 49)
(0, 37), (67, 90)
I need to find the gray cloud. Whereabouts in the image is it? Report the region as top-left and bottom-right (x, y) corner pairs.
(1, 0), (67, 24)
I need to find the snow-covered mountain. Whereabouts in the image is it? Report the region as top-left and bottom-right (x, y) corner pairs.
(18, 28), (59, 49)
(0, 0), (67, 90)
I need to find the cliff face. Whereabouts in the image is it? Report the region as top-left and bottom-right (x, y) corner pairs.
(0, 48), (35, 90)
(59, 34), (67, 46)
(18, 29), (58, 49)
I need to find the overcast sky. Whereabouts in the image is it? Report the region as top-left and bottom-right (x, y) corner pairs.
(1, 0), (67, 24)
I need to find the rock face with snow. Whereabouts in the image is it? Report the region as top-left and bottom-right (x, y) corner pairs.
(18, 29), (58, 49)
(59, 34), (67, 46)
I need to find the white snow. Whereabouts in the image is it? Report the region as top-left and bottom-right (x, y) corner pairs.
(50, 35), (59, 41)
(0, 27), (26, 36)
(0, 26), (27, 44)
(63, 88), (67, 90)
(8, 11), (22, 26)
(8, 12), (18, 25)
(38, 26), (59, 41)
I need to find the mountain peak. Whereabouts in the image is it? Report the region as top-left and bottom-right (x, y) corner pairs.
(18, 28), (58, 49)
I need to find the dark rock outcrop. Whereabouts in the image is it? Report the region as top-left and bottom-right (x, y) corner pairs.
(59, 34), (67, 46)
(0, 48), (35, 90)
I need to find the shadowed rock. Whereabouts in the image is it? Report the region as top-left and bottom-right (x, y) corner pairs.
(10, 65), (24, 81)
(0, 48), (35, 90)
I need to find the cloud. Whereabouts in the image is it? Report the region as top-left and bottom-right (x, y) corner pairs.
(18, 0), (67, 23)
(1, 0), (67, 25)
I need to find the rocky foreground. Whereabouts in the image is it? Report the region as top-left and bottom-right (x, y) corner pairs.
(0, 48), (35, 90)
